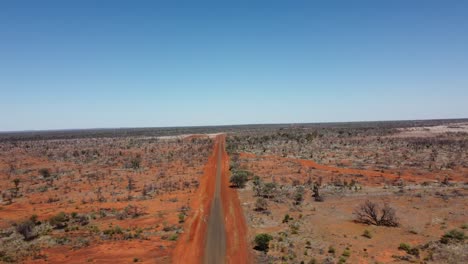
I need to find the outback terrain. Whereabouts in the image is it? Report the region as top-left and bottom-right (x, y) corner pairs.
(227, 120), (468, 264)
(0, 119), (467, 263)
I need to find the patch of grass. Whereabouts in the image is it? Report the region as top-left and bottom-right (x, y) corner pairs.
(362, 229), (372, 239)
(398, 243), (419, 256)
(103, 225), (123, 236)
(398, 243), (411, 252)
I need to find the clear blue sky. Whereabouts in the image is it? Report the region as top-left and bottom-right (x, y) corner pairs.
(1, 1), (467, 131)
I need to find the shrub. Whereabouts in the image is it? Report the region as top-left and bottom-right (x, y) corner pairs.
(290, 222), (300, 234)
(440, 229), (465, 244)
(282, 214), (292, 223)
(362, 229), (372, 239)
(342, 249), (351, 257)
(254, 198), (268, 212)
(313, 183), (324, 202)
(252, 176), (262, 196)
(254, 233), (273, 252)
(338, 256), (347, 264)
(354, 200), (399, 227)
(39, 168), (51, 178)
(230, 171), (248, 188)
(261, 182), (277, 198)
(103, 226), (123, 236)
(49, 212), (69, 229)
(293, 186), (305, 205)
(328, 246), (335, 254)
(178, 213), (185, 223)
(16, 220), (37, 240)
(398, 243), (419, 256)
(398, 243), (411, 252)
(30, 214), (39, 224)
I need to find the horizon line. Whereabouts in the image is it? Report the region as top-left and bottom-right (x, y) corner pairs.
(1, 117), (467, 134)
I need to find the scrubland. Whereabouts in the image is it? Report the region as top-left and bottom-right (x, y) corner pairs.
(0, 135), (213, 263)
(227, 121), (468, 264)
(1, 119), (467, 264)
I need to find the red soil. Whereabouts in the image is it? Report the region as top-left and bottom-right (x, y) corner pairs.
(239, 152), (442, 185)
(220, 135), (252, 264)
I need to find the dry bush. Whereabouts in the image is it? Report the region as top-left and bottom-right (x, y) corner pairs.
(354, 200), (399, 227)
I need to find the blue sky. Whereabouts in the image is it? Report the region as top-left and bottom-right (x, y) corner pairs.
(1, 1), (467, 131)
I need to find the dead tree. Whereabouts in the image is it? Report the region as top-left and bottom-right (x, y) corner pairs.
(127, 176), (135, 200)
(354, 200), (399, 227)
(313, 181), (324, 202)
(13, 178), (20, 197)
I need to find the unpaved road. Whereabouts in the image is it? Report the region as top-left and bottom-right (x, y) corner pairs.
(203, 141), (226, 264)
(172, 135), (250, 264)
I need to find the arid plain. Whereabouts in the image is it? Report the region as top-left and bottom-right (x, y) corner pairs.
(1, 119), (467, 263)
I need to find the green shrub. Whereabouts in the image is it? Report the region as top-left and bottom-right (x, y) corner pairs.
(230, 171), (249, 188)
(254, 233), (273, 252)
(440, 229), (465, 244)
(338, 256), (347, 264)
(328, 246), (335, 254)
(178, 213), (185, 223)
(398, 243), (411, 252)
(49, 212), (69, 228)
(398, 243), (419, 256)
(103, 226), (123, 236)
(362, 229), (372, 239)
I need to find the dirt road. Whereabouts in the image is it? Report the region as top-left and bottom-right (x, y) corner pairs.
(172, 135), (251, 264)
(203, 141), (226, 264)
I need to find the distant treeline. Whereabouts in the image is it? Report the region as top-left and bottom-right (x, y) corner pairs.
(1, 118), (466, 142)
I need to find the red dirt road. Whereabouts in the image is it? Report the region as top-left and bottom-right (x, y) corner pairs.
(172, 135), (251, 264)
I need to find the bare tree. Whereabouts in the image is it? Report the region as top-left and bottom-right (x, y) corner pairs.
(354, 200), (399, 227)
(313, 181), (324, 202)
(127, 176), (135, 200)
(13, 178), (20, 197)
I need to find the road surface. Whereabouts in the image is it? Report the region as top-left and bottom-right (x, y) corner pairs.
(203, 141), (226, 264)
